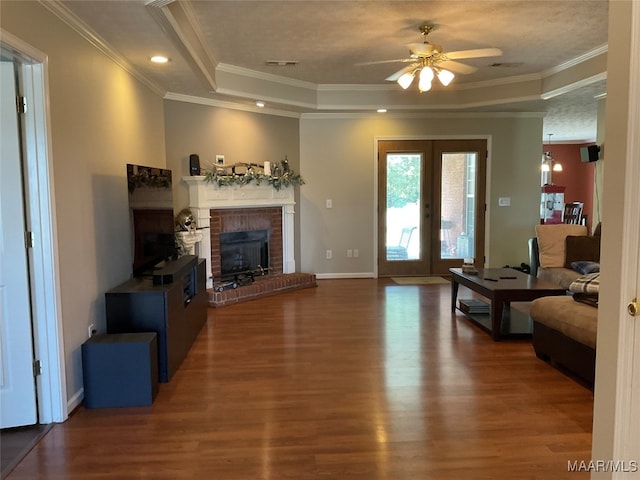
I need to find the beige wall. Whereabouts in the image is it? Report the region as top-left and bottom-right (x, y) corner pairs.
(163, 100), (302, 267)
(299, 114), (544, 275)
(163, 101), (300, 212)
(1, 1), (166, 404)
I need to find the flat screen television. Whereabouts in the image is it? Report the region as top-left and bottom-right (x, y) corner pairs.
(126, 164), (177, 277)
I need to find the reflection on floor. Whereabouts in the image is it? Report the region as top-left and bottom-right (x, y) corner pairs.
(1, 425), (51, 479)
(391, 276), (450, 285)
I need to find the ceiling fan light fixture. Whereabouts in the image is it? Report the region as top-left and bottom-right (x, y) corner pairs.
(436, 68), (455, 86)
(397, 71), (415, 89)
(418, 66), (434, 92)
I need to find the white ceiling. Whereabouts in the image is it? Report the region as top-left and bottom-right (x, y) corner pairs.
(49, 0), (609, 142)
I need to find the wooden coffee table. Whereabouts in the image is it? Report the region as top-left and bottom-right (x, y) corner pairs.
(450, 267), (566, 340)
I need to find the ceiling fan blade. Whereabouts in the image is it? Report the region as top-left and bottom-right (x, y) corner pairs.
(355, 58), (411, 66)
(385, 64), (419, 82)
(445, 48), (503, 60)
(438, 60), (478, 75)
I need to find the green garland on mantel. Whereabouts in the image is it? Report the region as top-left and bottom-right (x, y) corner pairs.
(203, 169), (305, 191)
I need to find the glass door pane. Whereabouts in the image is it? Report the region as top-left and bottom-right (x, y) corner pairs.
(385, 154), (421, 261)
(440, 152), (477, 260)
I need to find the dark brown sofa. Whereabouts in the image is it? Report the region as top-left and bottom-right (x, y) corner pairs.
(528, 224), (601, 387)
(530, 296), (597, 386)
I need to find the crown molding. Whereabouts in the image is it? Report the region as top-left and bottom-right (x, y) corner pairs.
(543, 44), (608, 77)
(39, 0), (166, 97)
(164, 92), (302, 118)
(214, 86), (317, 111)
(217, 63), (318, 90)
(541, 72), (608, 100)
(301, 111), (545, 120)
(146, 0), (218, 91)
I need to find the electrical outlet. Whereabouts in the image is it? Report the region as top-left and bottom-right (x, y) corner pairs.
(326, 249), (333, 259)
(347, 249), (353, 258)
(326, 199), (333, 209)
(87, 324), (95, 338)
(353, 249), (359, 258)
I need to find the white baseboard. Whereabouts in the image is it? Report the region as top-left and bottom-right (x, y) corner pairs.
(67, 388), (84, 414)
(315, 272), (375, 279)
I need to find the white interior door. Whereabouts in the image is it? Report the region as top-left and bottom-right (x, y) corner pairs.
(0, 61), (38, 428)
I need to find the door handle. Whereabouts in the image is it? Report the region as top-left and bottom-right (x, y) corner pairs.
(628, 299), (640, 317)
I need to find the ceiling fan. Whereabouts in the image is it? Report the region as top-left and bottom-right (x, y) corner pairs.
(363, 24), (503, 92)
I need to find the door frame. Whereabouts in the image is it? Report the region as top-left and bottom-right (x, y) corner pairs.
(373, 135), (493, 278)
(591, 0), (640, 469)
(1, 30), (67, 424)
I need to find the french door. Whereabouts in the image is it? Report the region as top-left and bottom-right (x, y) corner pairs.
(378, 139), (486, 276)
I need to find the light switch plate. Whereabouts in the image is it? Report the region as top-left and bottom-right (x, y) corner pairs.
(498, 197), (511, 207)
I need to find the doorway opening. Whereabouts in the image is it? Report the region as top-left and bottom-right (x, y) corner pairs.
(0, 31), (67, 430)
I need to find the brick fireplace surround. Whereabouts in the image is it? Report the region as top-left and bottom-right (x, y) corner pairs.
(209, 207), (283, 280)
(183, 177), (316, 307)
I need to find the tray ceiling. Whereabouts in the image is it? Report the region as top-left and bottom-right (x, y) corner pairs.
(52, 0), (610, 142)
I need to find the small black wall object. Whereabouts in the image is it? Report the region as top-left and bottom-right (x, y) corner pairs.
(580, 145), (600, 163)
(189, 153), (201, 175)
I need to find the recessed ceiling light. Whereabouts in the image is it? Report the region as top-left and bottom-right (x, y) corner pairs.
(150, 55), (169, 64)
(377, 108), (387, 113)
(256, 101), (265, 108)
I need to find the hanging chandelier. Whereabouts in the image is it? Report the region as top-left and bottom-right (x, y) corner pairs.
(541, 133), (562, 172)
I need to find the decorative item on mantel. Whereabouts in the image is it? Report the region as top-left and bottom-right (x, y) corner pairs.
(203, 155), (304, 191)
(174, 208), (203, 256)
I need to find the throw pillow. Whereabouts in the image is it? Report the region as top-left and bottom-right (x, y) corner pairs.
(535, 224), (588, 268)
(569, 272), (600, 294)
(564, 235), (601, 268)
(571, 261), (600, 274)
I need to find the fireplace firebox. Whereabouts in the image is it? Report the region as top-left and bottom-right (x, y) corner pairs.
(220, 229), (270, 280)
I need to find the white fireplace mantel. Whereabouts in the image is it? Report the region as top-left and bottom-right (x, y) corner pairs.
(183, 176), (296, 288)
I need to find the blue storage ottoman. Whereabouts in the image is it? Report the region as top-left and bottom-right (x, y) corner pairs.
(82, 332), (158, 408)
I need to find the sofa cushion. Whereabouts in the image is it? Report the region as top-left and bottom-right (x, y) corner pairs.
(564, 235), (601, 268)
(530, 296), (598, 349)
(535, 224), (588, 268)
(537, 267), (582, 290)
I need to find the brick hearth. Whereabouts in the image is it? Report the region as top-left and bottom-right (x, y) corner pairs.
(209, 273), (317, 307)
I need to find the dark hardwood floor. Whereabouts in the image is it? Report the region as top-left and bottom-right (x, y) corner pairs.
(6, 279), (593, 479)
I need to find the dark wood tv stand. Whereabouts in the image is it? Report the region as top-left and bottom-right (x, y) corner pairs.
(106, 255), (208, 382)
